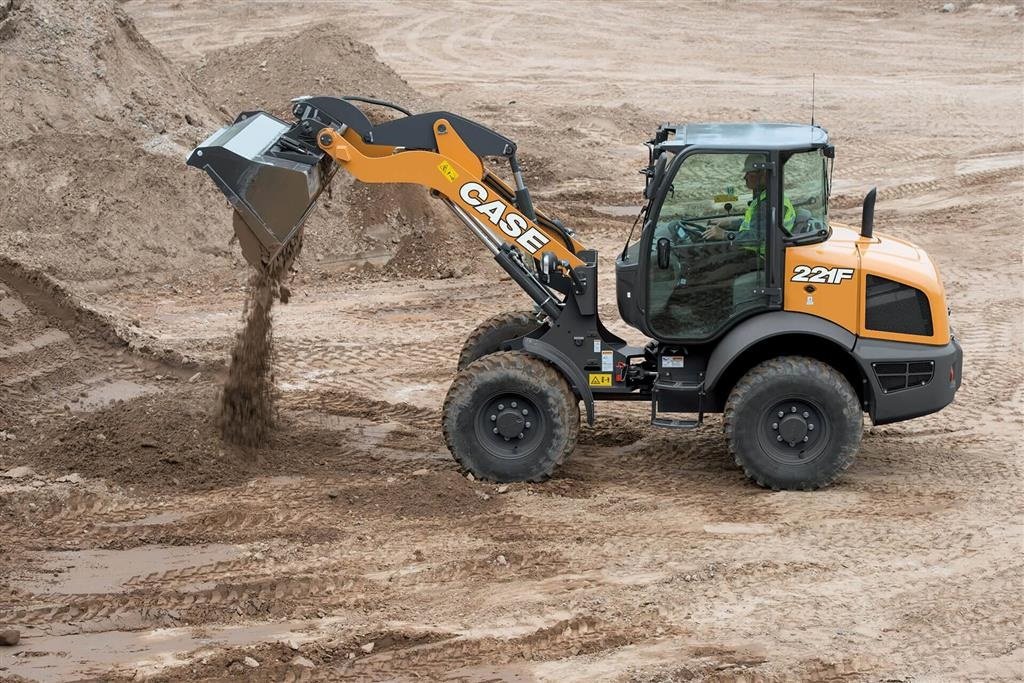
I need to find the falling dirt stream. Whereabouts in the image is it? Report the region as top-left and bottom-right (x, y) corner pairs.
(218, 240), (299, 448)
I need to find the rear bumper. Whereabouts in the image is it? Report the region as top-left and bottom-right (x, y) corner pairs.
(854, 336), (963, 425)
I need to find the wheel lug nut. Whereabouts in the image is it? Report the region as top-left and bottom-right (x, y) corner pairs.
(772, 422), (778, 430)
(511, 401), (517, 408)
(808, 424), (815, 431)
(518, 433), (524, 439)
(777, 435), (783, 441)
(802, 411), (809, 418)
(498, 404), (504, 410)
(778, 411), (784, 418)
(490, 415), (496, 421)
(803, 436), (809, 442)
(522, 409), (528, 415)
(504, 436), (510, 442)
(791, 406), (797, 413)
(492, 427), (498, 434)
(525, 421), (531, 429)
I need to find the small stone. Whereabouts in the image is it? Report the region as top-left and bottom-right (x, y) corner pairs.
(155, 374), (164, 380)
(57, 473), (83, 484)
(242, 655), (259, 668)
(1, 466), (34, 479)
(259, 59), (267, 68)
(0, 628), (20, 646)
(941, 3), (956, 11)
(227, 661), (245, 674)
(496, 484), (510, 494)
(316, 609), (326, 618)
(465, 472), (475, 482)
(188, 372), (202, 383)
(360, 642), (374, 654)
(347, 652), (356, 659)
(495, 554), (508, 566)
(411, 468), (429, 476)
(291, 655), (315, 669)
(285, 639), (300, 651)
(327, 490), (339, 499)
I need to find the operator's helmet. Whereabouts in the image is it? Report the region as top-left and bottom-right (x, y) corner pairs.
(742, 153), (768, 173)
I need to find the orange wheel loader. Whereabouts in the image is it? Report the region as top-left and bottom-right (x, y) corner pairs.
(187, 96), (962, 490)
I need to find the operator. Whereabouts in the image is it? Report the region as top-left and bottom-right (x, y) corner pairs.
(702, 154), (795, 241)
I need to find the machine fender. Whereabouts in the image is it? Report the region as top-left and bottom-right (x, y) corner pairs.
(520, 337), (595, 425)
(704, 311), (857, 391)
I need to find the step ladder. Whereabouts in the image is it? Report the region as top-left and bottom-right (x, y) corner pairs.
(650, 379), (704, 430)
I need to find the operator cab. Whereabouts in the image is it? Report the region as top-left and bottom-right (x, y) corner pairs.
(616, 122), (834, 342)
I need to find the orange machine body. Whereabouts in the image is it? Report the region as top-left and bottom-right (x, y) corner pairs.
(784, 225), (950, 346)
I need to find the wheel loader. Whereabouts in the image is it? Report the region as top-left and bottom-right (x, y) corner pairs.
(187, 96), (962, 490)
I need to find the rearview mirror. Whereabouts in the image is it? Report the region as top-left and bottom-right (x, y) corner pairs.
(656, 238), (671, 269)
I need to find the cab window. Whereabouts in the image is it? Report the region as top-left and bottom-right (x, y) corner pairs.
(782, 150), (829, 235)
(646, 152), (771, 340)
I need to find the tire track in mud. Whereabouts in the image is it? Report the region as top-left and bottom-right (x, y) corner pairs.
(283, 388), (442, 432)
(831, 163), (1023, 209)
(3, 574), (377, 629)
(337, 616), (669, 681)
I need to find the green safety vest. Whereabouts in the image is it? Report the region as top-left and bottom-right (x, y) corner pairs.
(740, 190), (795, 235)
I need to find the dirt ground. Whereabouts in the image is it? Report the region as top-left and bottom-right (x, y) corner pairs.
(1, 1), (1022, 680)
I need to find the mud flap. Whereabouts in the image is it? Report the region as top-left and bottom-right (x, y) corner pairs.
(187, 111), (336, 270)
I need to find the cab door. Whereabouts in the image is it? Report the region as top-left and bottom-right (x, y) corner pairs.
(640, 149), (782, 341)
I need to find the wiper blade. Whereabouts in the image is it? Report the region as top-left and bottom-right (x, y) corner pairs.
(784, 228), (829, 246)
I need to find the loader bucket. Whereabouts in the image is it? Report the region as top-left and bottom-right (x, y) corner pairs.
(187, 111), (336, 271)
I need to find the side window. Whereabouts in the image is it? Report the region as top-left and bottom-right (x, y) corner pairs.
(783, 150), (829, 235)
(647, 152), (771, 340)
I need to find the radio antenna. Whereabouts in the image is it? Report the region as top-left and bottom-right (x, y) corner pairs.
(811, 73), (816, 127)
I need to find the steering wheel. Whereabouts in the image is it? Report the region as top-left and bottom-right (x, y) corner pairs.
(667, 218), (706, 243)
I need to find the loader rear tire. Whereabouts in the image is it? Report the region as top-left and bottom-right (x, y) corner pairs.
(457, 311), (545, 371)
(724, 356), (862, 491)
(443, 351), (579, 482)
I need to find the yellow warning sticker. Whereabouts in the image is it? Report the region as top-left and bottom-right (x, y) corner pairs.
(588, 373), (612, 387)
(438, 160), (459, 182)
(714, 193), (738, 203)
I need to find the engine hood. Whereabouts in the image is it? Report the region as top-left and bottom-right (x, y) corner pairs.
(784, 224), (950, 345)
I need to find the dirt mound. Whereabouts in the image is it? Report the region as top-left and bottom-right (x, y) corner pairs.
(0, 0), (232, 285)
(0, 134), (234, 282)
(192, 23), (479, 278)
(194, 22), (429, 117)
(0, 0), (216, 143)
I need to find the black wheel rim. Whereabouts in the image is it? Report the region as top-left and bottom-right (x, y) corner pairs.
(757, 398), (830, 466)
(474, 392), (545, 460)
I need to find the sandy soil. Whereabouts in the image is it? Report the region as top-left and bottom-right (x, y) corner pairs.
(1, 0), (1022, 680)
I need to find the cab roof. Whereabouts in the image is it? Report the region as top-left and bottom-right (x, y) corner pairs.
(654, 123), (829, 152)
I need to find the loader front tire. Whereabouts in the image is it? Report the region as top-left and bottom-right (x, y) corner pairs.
(457, 311), (545, 371)
(724, 356), (862, 491)
(443, 351), (579, 482)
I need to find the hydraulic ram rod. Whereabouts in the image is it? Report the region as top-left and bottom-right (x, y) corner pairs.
(443, 197), (561, 320)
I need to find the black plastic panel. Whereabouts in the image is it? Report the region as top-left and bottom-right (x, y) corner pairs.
(865, 275), (933, 337)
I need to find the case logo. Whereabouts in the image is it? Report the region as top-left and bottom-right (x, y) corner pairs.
(791, 265), (855, 285)
(459, 181), (551, 254)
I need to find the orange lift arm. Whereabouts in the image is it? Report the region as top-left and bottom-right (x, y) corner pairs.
(316, 119), (587, 270)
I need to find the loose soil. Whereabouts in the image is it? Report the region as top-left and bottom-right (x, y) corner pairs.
(218, 268), (283, 450)
(1, 1), (1022, 681)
